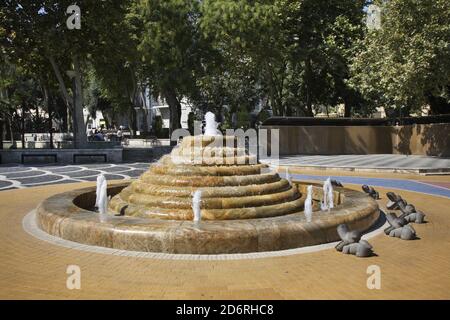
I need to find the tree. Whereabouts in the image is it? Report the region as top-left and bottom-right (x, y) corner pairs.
(200, 0), (366, 117)
(350, 0), (450, 115)
(189, 50), (263, 120)
(137, 0), (207, 142)
(88, 0), (148, 135)
(0, 54), (51, 147)
(1, 0), (136, 147)
(200, 0), (284, 114)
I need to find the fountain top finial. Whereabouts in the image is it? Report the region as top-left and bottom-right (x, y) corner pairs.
(204, 112), (222, 136)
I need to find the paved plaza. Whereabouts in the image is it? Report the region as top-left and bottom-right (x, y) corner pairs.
(262, 154), (450, 173)
(1, 154), (449, 191)
(0, 162), (152, 191)
(0, 158), (449, 299)
(1, 0), (448, 303)
(0, 172), (449, 299)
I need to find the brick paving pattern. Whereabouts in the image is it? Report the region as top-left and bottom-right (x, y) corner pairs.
(0, 162), (152, 191)
(0, 174), (449, 299)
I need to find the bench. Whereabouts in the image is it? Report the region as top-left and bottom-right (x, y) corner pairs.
(21, 153), (58, 164)
(73, 153), (107, 164)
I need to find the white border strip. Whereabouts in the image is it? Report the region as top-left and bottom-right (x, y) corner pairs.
(23, 210), (387, 261)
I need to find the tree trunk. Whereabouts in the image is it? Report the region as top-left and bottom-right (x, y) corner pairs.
(60, 104), (68, 132)
(305, 57), (313, 117)
(344, 99), (351, 118)
(340, 84), (352, 118)
(0, 89), (6, 148)
(267, 65), (284, 117)
(2, 117), (6, 142)
(122, 68), (139, 137)
(48, 56), (87, 148)
(8, 116), (14, 145)
(66, 106), (72, 132)
(0, 117), (3, 150)
(21, 103), (25, 149)
(140, 87), (149, 134)
(164, 87), (181, 146)
(41, 81), (54, 149)
(49, 110), (54, 149)
(48, 56), (72, 111)
(426, 90), (450, 115)
(72, 56), (88, 148)
(127, 107), (137, 137)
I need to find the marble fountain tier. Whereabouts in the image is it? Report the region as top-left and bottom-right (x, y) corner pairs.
(36, 135), (380, 254)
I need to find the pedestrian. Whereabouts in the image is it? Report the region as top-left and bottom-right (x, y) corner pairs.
(117, 128), (123, 142)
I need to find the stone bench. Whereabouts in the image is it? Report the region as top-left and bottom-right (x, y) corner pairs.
(73, 153), (107, 164)
(21, 153), (58, 164)
(0, 148), (122, 164)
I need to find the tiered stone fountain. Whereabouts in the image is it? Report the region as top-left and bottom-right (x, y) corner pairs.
(36, 114), (379, 255)
(108, 135), (304, 221)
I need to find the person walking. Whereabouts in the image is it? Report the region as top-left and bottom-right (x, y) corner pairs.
(117, 128), (123, 142)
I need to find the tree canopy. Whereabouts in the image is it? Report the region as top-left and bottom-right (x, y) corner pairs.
(1, 0), (448, 146)
(350, 0), (450, 115)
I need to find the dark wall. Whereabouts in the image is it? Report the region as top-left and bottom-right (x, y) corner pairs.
(261, 123), (450, 157)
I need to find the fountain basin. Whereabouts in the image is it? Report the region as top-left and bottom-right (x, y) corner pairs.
(35, 181), (379, 254)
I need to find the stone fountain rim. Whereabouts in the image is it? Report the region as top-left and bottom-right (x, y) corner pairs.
(23, 209), (387, 260)
(34, 181), (380, 254)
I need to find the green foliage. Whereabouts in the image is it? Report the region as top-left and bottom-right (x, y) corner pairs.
(350, 0), (450, 115)
(137, 0), (207, 132)
(1, 0), (448, 141)
(1, 0), (138, 144)
(200, 0), (366, 116)
(236, 108), (250, 130)
(257, 108), (272, 124)
(89, 0), (144, 121)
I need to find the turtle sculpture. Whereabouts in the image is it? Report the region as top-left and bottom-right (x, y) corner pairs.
(384, 211), (407, 234)
(386, 192), (407, 210)
(362, 185), (380, 200)
(335, 224), (374, 257)
(342, 240), (374, 257)
(331, 179), (344, 187)
(384, 211), (416, 240)
(404, 210), (426, 223)
(335, 224), (362, 251)
(388, 224), (417, 240)
(398, 203), (426, 223)
(386, 192), (426, 223)
(399, 204), (416, 217)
